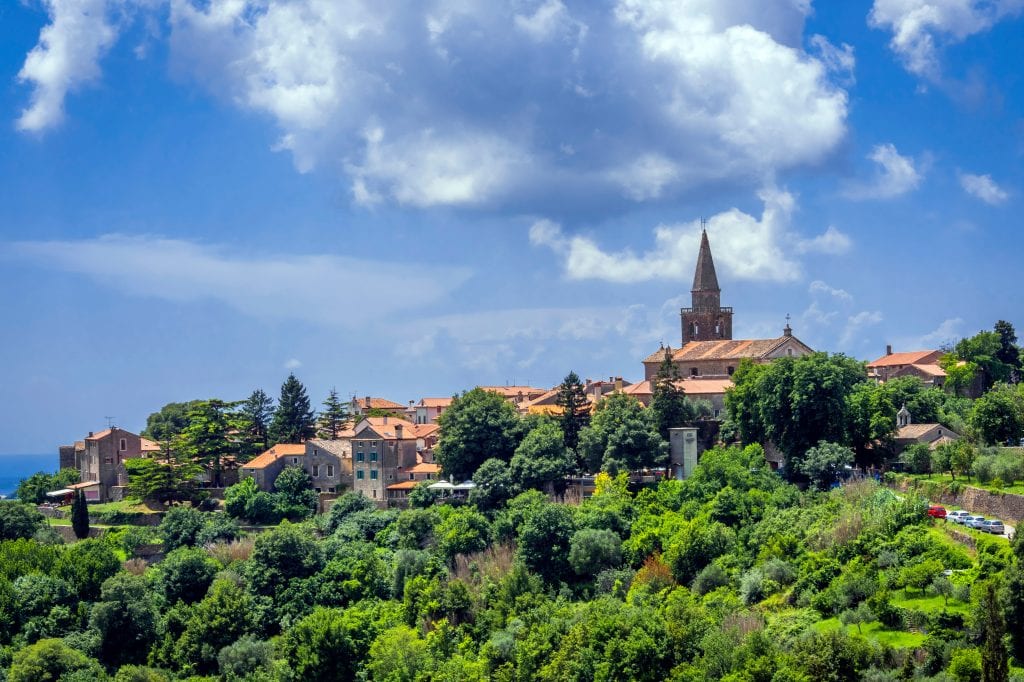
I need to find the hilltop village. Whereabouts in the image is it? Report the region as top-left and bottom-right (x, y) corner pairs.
(49, 231), (985, 508)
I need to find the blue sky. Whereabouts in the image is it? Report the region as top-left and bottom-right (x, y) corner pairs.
(1, 0), (1021, 453)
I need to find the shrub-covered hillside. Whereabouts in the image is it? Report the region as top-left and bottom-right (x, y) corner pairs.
(1, 444), (1021, 681)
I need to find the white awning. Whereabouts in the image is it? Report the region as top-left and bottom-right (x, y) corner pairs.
(428, 480), (455, 490)
(453, 481), (477, 490)
(46, 489), (73, 497)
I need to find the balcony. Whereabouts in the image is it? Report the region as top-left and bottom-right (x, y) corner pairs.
(680, 306), (733, 314)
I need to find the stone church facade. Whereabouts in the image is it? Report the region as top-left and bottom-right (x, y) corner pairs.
(643, 229), (814, 380)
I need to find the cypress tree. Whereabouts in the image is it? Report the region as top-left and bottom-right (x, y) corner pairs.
(269, 374), (317, 445)
(318, 388), (350, 439)
(981, 580), (1009, 682)
(71, 489), (90, 539)
(556, 371), (590, 458)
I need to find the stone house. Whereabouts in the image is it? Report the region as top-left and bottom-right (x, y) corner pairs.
(893, 405), (960, 453)
(59, 427), (147, 502)
(867, 347), (945, 386)
(304, 437), (353, 493)
(351, 396), (407, 419)
(239, 444), (306, 492)
(622, 378), (733, 418)
(408, 397), (454, 424)
(351, 417), (418, 505)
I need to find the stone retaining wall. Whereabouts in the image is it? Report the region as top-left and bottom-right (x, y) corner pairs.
(892, 477), (1024, 524)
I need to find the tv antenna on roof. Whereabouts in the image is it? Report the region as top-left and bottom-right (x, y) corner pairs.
(104, 416), (115, 428)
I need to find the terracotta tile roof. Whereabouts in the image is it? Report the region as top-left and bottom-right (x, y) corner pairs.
(479, 386), (548, 399)
(74, 441), (84, 450)
(140, 438), (160, 453)
(896, 424), (944, 440)
(387, 480), (421, 491)
(354, 397), (406, 410)
(418, 397), (454, 408)
(867, 350), (941, 368)
(520, 388), (560, 409)
(644, 337), (806, 364)
(355, 417), (417, 440)
(906, 363), (946, 377)
(84, 429), (113, 441)
(406, 462), (441, 474)
(68, 481), (100, 489)
(622, 381), (654, 397)
(411, 423), (440, 438)
(243, 443), (306, 469)
(623, 378), (733, 397)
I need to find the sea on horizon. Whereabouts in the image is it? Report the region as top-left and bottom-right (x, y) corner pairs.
(0, 453), (58, 498)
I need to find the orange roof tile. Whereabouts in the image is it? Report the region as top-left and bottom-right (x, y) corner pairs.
(140, 438), (161, 453)
(387, 481), (421, 491)
(243, 443), (306, 469)
(406, 462), (441, 474)
(479, 386), (548, 399)
(355, 417), (417, 440)
(867, 350), (941, 368)
(644, 336), (808, 365)
(411, 423), (440, 438)
(418, 397), (454, 408)
(907, 363), (947, 377)
(84, 429), (113, 441)
(355, 397), (406, 410)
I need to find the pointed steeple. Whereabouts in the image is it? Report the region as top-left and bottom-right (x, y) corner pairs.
(691, 228), (720, 293)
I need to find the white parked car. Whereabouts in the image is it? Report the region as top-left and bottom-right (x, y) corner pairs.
(965, 516), (987, 529)
(982, 520), (1005, 534)
(948, 510), (971, 524)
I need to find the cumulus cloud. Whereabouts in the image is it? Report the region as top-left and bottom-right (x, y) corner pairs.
(8, 235), (471, 325)
(899, 317), (965, 349)
(17, 0), (851, 210)
(284, 358), (302, 370)
(840, 310), (884, 347)
(16, 0), (121, 132)
(844, 143), (923, 200)
(958, 171), (1009, 204)
(808, 34), (856, 85)
(797, 226), (853, 255)
(809, 280), (852, 302)
(530, 186), (835, 284)
(869, 0), (1024, 80)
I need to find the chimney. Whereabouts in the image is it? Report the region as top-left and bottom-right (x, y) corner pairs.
(609, 376), (614, 383)
(409, 400), (414, 406)
(365, 395), (371, 407)
(88, 431), (93, 437)
(383, 415), (388, 424)
(615, 377), (623, 391)
(395, 424), (403, 440)
(886, 344), (892, 356)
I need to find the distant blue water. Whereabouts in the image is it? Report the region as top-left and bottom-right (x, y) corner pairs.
(0, 454), (58, 499)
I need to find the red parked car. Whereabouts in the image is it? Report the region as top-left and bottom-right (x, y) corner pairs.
(927, 505), (947, 519)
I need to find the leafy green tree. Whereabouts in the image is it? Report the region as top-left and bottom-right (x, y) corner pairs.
(224, 477), (259, 519)
(71, 489), (90, 540)
(318, 388), (349, 439)
(650, 354), (708, 440)
(246, 523), (324, 596)
(949, 440), (978, 480)
(847, 380), (897, 467)
(366, 625), (428, 682)
(726, 353), (866, 477)
(799, 441), (854, 490)
(158, 547), (218, 605)
(269, 374), (317, 445)
(124, 456), (201, 504)
(113, 666), (173, 682)
(469, 458), (516, 513)
(273, 465), (318, 520)
(435, 387), (522, 480)
(237, 389), (275, 459)
(956, 330), (1015, 390)
(931, 443), (955, 479)
(217, 635), (274, 681)
(175, 399), (240, 488)
(0, 501), (48, 540)
(279, 607), (360, 681)
(903, 443), (933, 475)
(170, 577), (257, 675)
(970, 384), (1024, 445)
(159, 506), (206, 551)
(15, 468), (79, 505)
(325, 492), (376, 532)
(518, 503), (576, 584)
(509, 420), (573, 493)
(663, 517), (735, 584)
(435, 507), (490, 562)
(142, 400), (202, 442)
(57, 538), (121, 600)
(556, 371), (590, 456)
(568, 528), (622, 578)
(838, 602), (873, 634)
(90, 573), (160, 668)
(578, 392), (667, 474)
(995, 320), (1021, 375)
(8, 638), (106, 682)
(407, 481), (441, 509)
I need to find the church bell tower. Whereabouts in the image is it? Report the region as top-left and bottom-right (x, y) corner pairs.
(681, 228), (733, 344)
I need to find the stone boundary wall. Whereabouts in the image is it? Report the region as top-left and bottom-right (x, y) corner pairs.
(891, 477), (1024, 524)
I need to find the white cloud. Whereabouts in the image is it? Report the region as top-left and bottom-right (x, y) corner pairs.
(958, 171), (1009, 205)
(531, 186), (814, 283)
(284, 358), (302, 370)
(15, 0), (852, 206)
(809, 280), (852, 302)
(797, 226), (853, 255)
(16, 0), (121, 132)
(840, 310), (884, 347)
(8, 235), (472, 325)
(869, 0), (1024, 80)
(900, 317), (964, 348)
(808, 34), (856, 85)
(844, 143), (923, 200)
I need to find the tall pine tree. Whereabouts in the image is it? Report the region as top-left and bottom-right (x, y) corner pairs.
(238, 389), (274, 459)
(269, 374), (317, 445)
(318, 388), (350, 439)
(556, 371), (590, 459)
(71, 489), (89, 539)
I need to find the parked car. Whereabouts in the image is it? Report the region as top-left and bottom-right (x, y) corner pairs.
(981, 520), (1005, 534)
(927, 505), (947, 519)
(948, 510), (971, 524)
(965, 516), (987, 529)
